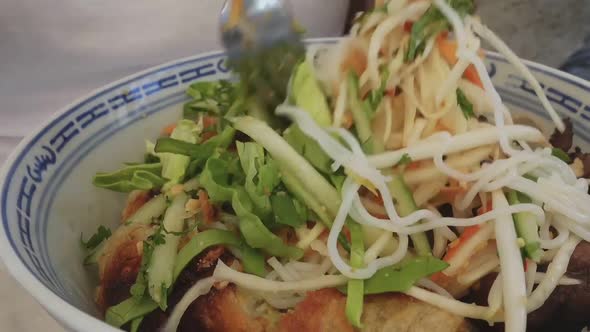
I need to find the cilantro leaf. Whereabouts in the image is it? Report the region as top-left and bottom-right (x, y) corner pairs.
(80, 225), (112, 250)
(395, 153), (413, 167)
(406, 0), (475, 62)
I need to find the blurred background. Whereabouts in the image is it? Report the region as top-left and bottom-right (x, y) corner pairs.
(0, 0), (588, 330)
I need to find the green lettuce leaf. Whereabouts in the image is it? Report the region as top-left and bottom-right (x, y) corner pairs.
(93, 163), (166, 192)
(236, 142), (281, 220)
(199, 157), (303, 259)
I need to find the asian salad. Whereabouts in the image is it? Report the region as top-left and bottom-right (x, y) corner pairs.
(83, 1), (590, 331)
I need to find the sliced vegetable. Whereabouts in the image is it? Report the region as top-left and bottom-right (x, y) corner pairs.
(347, 71), (383, 154)
(130, 225), (164, 300)
(551, 147), (571, 163)
(270, 193), (307, 227)
(155, 127), (236, 176)
(147, 192), (188, 309)
(159, 120), (201, 187)
(105, 297), (158, 328)
(236, 142), (281, 220)
(345, 222), (365, 328)
(283, 125), (332, 174)
(199, 157), (303, 259)
(507, 190), (543, 262)
(388, 174), (431, 255)
(233, 188), (303, 259)
(173, 229), (266, 278)
(83, 240), (107, 266)
(93, 163), (165, 193)
(406, 0), (475, 62)
(125, 195), (167, 225)
(290, 59), (332, 126)
(231, 116), (341, 218)
(130, 317), (143, 332)
(364, 256), (448, 294)
(456, 88), (475, 119)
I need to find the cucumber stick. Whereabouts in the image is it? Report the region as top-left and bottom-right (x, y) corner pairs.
(125, 195), (167, 225)
(388, 174), (431, 256)
(347, 72), (383, 154)
(148, 192), (188, 308)
(507, 190), (542, 262)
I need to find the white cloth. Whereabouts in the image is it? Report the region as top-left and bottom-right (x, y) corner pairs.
(0, 0), (348, 140)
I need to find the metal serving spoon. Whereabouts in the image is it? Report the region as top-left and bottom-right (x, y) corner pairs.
(219, 0), (304, 110)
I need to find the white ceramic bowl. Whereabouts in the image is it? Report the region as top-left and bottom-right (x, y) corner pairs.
(2, 38), (590, 331)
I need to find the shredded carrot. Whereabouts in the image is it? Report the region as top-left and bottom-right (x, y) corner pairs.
(439, 186), (466, 202)
(342, 112), (354, 129)
(341, 46), (367, 77)
(198, 190), (215, 224)
(444, 225), (481, 262)
(161, 123), (177, 136)
(403, 21), (414, 32)
(406, 161), (422, 171)
(201, 131), (217, 142)
(477, 200), (493, 215)
(436, 36), (484, 89)
(203, 116), (218, 129)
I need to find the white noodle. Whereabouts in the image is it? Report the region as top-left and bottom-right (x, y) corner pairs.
(525, 261), (537, 296)
(268, 257), (297, 281)
(417, 278), (454, 299)
(469, 18), (564, 132)
(405, 286), (494, 320)
(486, 273), (503, 319)
(163, 277), (215, 332)
(534, 272), (581, 286)
(527, 236), (581, 312)
(368, 125), (544, 168)
(213, 260), (348, 292)
(492, 191), (527, 332)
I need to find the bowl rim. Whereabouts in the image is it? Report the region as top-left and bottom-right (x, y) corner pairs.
(1, 37), (590, 331)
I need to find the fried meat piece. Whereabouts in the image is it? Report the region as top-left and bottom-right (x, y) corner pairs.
(279, 289), (473, 332)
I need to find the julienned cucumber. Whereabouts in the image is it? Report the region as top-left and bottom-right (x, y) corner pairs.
(387, 174), (431, 256)
(347, 72), (383, 154)
(507, 190), (542, 262)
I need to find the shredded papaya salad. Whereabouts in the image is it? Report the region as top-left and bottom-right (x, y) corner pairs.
(83, 1), (590, 331)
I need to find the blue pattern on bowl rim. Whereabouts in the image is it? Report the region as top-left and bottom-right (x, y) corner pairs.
(1, 37), (590, 331)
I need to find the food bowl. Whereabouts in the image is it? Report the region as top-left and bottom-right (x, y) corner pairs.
(1, 38), (590, 331)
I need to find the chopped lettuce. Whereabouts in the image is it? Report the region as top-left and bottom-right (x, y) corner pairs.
(270, 193), (307, 227)
(159, 120), (201, 187)
(290, 59), (332, 126)
(199, 157), (303, 259)
(183, 80), (237, 119)
(236, 142), (281, 220)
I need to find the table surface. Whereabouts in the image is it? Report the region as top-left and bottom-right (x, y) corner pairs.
(0, 1), (589, 331)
